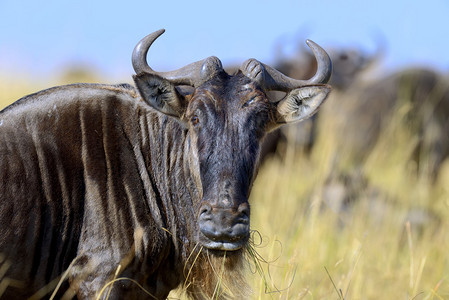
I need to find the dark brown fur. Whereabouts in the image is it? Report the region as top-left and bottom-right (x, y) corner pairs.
(0, 53), (330, 298)
(0, 78), (259, 299)
(0, 81), (249, 299)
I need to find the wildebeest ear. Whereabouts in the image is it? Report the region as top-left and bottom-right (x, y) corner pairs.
(133, 73), (188, 118)
(275, 85), (331, 125)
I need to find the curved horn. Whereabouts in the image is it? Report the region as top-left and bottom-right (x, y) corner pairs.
(132, 29), (223, 86)
(242, 39), (332, 92)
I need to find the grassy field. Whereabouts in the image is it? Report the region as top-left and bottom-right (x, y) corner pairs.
(245, 91), (449, 299)
(1, 76), (448, 299)
(247, 146), (448, 299)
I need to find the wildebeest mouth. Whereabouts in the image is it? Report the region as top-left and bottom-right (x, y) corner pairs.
(198, 205), (250, 251)
(201, 238), (249, 251)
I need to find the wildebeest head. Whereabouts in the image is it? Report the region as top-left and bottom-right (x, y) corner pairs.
(132, 29), (332, 252)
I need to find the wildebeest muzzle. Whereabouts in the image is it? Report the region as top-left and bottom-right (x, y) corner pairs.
(198, 199), (250, 251)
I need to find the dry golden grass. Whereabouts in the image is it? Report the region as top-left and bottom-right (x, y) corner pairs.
(1, 75), (448, 299)
(247, 96), (449, 299)
(249, 158), (449, 299)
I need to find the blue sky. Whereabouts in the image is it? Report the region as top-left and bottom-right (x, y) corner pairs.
(0, 0), (448, 81)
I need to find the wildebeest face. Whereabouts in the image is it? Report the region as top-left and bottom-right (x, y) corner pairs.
(133, 30), (331, 252)
(135, 71), (272, 251)
(186, 73), (272, 251)
(134, 70), (330, 251)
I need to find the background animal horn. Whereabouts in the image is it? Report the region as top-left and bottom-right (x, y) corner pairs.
(132, 29), (223, 87)
(244, 39), (332, 92)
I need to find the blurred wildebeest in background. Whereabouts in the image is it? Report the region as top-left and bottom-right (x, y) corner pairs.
(260, 35), (449, 180)
(257, 35), (448, 232)
(324, 67), (449, 177)
(319, 67), (449, 233)
(255, 38), (385, 161)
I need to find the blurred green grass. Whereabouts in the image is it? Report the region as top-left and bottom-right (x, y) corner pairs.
(1, 73), (448, 299)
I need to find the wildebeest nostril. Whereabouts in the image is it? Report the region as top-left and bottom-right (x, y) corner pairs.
(199, 204), (212, 216)
(238, 203), (249, 214)
(237, 203), (250, 220)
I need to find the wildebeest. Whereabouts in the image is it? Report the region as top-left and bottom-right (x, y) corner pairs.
(273, 36), (449, 179)
(323, 67), (449, 177)
(314, 67), (449, 225)
(0, 29), (331, 299)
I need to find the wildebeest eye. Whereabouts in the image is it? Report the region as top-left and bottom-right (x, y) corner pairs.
(242, 96), (256, 108)
(191, 115), (200, 125)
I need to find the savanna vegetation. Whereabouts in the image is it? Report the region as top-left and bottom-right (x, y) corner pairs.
(244, 72), (449, 299)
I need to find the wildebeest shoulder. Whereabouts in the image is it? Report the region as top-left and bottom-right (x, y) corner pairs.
(0, 83), (189, 298)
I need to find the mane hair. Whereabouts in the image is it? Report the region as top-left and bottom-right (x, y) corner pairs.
(181, 247), (251, 299)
